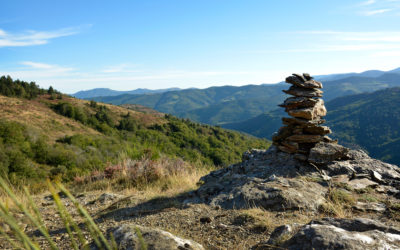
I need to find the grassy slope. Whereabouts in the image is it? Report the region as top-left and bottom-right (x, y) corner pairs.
(0, 93), (269, 187)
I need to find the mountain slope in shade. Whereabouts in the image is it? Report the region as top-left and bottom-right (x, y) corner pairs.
(223, 87), (400, 165)
(72, 87), (181, 99)
(90, 71), (400, 126)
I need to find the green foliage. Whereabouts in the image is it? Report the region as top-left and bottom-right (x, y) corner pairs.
(0, 94), (269, 186)
(0, 75), (47, 99)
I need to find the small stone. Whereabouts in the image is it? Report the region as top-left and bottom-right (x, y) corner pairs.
(371, 171), (383, 183)
(303, 73), (313, 80)
(200, 217), (212, 223)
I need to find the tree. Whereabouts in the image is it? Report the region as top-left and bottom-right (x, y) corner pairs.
(48, 86), (54, 95)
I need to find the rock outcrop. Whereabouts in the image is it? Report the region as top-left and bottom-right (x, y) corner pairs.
(186, 144), (400, 210)
(259, 218), (400, 250)
(273, 73), (334, 157)
(95, 224), (204, 250)
(186, 73), (400, 212)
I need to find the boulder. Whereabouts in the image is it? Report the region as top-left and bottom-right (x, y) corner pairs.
(283, 86), (323, 97)
(308, 142), (349, 164)
(102, 224), (204, 250)
(197, 176), (326, 211)
(274, 218), (400, 250)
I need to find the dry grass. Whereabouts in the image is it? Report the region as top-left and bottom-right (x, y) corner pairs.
(0, 96), (99, 142)
(71, 156), (212, 199)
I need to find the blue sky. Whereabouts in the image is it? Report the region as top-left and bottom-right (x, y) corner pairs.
(1, 0), (400, 93)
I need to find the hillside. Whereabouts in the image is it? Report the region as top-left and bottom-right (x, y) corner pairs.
(0, 76), (269, 186)
(91, 72), (400, 126)
(72, 87), (181, 99)
(223, 87), (400, 165)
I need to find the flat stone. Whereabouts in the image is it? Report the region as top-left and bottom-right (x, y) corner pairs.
(283, 86), (323, 97)
(288, 99), (327, 120)
(279, 97), (318, 109)
(353, 202), (386, 212)
(286, 76), (322, 89)
(303, 125), (331, 135)
(282, 117), (325, 126)
(286, 134), (323, 143)
(278, 145), (298, 154)
(347, 178), (379, 190)
(281, 141), (299, 152)
(292, 73), (307, 82)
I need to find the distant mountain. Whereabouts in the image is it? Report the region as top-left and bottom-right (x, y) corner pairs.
(223, 87), (400, 165)
(91, 72), (400, 126)
(314, 67), (400, 81)
(72, 87), (181, 99)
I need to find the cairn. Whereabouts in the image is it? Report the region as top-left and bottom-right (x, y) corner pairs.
(272, 73), (335, 159)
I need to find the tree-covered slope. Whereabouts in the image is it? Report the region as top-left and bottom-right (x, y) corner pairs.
(223, 87), (400, 165)
(91, 73), (400, 126)
(0, 76), (269, 186)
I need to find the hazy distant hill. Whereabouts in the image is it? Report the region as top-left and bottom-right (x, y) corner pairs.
(72, 87), (181, 99)
(91, 71), (400, 126)
(223, 87), (400, 165)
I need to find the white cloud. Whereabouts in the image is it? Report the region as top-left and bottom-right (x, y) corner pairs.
(361, 0), (376, 6)
(102, 63), (141, 73)
(0, 25), (90, 48)
(362, 8), (392, 15)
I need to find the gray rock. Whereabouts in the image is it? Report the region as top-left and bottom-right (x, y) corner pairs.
(102, 224), (204, 250)
(347, 178), (378, 190)
(277, 218), (400, 250)
(308, 142), (349, 164)
(353, 202), (386, 212)
(259, 223), (302, 246)
(190, 146), (326, 211)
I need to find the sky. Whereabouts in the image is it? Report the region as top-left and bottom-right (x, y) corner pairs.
(1, 0), (400, 93)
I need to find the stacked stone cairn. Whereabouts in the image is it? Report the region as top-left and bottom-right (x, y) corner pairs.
(272, 73), (336, 159)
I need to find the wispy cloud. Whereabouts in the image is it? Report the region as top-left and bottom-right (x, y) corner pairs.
(0, 25), (90, 48)
(362, 8), (392, 15)
(357, 0), (400, 15)
(102, 63), (141, 73)
(360, 0), (376, 6)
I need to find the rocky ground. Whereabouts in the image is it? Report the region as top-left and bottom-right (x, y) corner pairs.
(1, 143), (400, 249)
